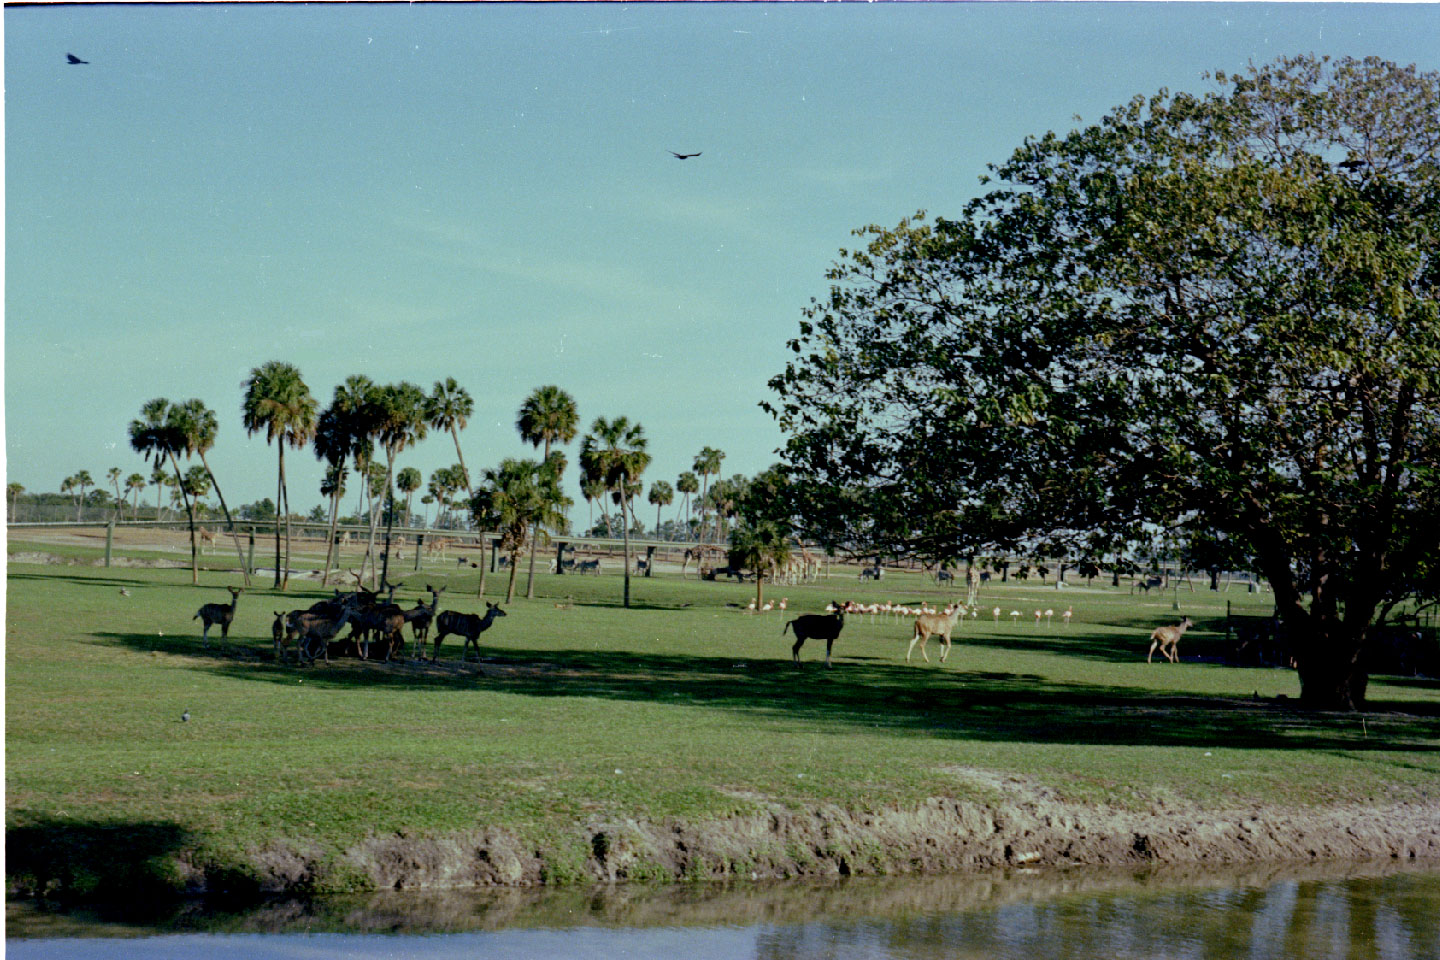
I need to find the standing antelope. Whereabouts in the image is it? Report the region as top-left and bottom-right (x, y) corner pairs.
(907, 605), (963, 664)
(430, 603), (507, 662)
(193, 587), (242, 647)
(1147, 617), (1194, 664)
(782, 602), (846, 668)
(405, 585), (445, 660)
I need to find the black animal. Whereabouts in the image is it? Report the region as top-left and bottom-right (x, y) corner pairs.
(67, 53), (89, 64)
(669, 151), (701, 159)
(430, 603), (507, 662)
(193, 587), (242, 647)
(782, 602), (847, 669)
(406, 585), (445, 660)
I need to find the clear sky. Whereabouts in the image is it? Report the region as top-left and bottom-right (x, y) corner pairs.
(7, 3), (1440, 524)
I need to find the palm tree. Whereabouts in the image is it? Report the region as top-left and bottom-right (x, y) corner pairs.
(729, 519), (792, 611)
(579, 449), (612, 537)
(676, 472), (699, 534)
(580, 416), (650, 608)
(331, 375), (377, 525)
(428, 377), (475, 500)
(150, 465), (169, 519)
(362, 382), (429, 587)
(470, 457), (570, 603)
(176, 398), (251, 585)
(61, 475), (78, 517)
(516, 385), (579, 598)
(72, 470), (94, 521)
(125, 473), (145, 520)
(648, 481), (674, 540)
(107, 467), (123, 522)
(580, 475), (605, 534)
(8, 482), (24, 521)
(129, 398), (202, 584)
(395, 467), (422, 528)
(241, 361), (318, 590)
(420, 494), (434, 528)
(313, 403), (355, 585)
(692, 447), (724, 541)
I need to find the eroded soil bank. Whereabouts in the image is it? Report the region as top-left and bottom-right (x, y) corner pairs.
(22, 774), (1429, 901)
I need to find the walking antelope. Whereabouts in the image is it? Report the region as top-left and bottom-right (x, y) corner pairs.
(1148, 617), (1194, 664)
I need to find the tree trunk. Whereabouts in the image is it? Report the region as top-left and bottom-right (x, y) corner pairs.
(199, 452), (250, 588)
(280, 445), (293, 591)
(273, 446), (284, 588)
(1296, 619), (1369, 711)
(506, 547), (520, 603)
(620, 479), (632, 609)
(167, 454), (200, 586)
(321, 487), (341, 587)
(525, 438), (551, 600)
(380, 452), (397, 590)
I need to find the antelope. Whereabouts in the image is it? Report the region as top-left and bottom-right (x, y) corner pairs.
(193, 587), (242, 647)
(907, 605), (963, 664)
(284, 595), (364, 664)
(430, 603), (507, 662)
(1147, 617), (1194, 664)
(782, 602), (846, 668)
(405, 585), (445, 660)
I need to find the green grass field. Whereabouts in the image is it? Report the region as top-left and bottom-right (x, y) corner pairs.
(7, 544), (1440, 896)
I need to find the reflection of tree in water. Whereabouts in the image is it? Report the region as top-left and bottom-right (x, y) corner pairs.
(750, 874), (1440, 960)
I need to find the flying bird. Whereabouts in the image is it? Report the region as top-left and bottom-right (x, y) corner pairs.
(669, 151), (701, 160)
(66, 53), (89, 64)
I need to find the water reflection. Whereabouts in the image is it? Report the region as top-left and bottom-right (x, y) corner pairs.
(9, 860), (1439, 959)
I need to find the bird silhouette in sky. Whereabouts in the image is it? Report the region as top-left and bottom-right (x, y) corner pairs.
(669, 151), (702, 160)
(67, 53), (89, 64)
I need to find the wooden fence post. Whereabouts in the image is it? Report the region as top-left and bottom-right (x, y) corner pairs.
(105, 521), (114, 568)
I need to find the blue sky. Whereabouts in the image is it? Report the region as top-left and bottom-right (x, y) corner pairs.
(7, 3), (1440, 523)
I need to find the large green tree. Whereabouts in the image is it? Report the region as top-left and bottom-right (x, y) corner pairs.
(367, 381), (429, 588)
(241, 361), (318, 590)
(129, 399), (202, 584)
(470, 456), (571, 603)
(516, 385), (579, 597)
(767, 55), (1440, 711)
(428, 378), (476, 500)
(581, 416), (651, 608)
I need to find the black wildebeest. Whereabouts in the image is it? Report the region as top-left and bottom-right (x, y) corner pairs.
(194, 587), (242, 647)
(782, 601), (846, 669)
(430, 603), (507, 663)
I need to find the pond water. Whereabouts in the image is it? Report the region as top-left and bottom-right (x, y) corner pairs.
(9, 860), (1439, 959)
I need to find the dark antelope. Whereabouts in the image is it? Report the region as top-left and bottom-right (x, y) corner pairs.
(782, 602), (847, 669)
(430, 603), (507, 663)
(405, 584), (446, 660)
(194, 587), (242, 647)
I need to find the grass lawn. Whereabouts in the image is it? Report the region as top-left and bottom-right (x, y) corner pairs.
(7, 547), (1440, 895)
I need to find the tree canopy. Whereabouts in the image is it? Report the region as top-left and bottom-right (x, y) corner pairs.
(766, 55), (1440, 710)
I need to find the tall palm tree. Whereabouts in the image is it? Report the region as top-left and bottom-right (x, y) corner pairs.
(107, 467), (123, 522)
(580, 416), (650, 608)
(61, 475), (78, 517)
(176, 398), (250, 585)
(648, 481), (674, 540)
(579, 450), (612, 537)
(516, 385), (579, 598)
(241, 361), (318, 590)
(129, 398), (202, 584)
(470, 457), (570, 603)
(313, 403), (354, 586)
(396, 467), (422, 528)
(332, 375), (377, 525)
(368, 381), (429, 588)
(580, 475), (605, 534)
(73, 470), (94, 521)
(692, 447), (724, 541)
(150, 466), (169, 519)
(126, 473), (146, 520)
(428, 378), (475, 500)
(8, 482), (25, 521)
(676, 472), (699, 534)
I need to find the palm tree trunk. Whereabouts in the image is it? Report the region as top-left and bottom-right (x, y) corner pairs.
(280, 444), (293, 591)
(167, 454), (200, 586)
(620, 477), (633, 609)
(524, 439), (551, 600)
(380, 452), (397, 589)
(506, 547), (520, 603)
(450, 427), (474, 499)
(321, 487), (341, 587)
(199, 452), (251, 587)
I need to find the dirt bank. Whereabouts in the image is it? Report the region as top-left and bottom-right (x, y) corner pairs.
(138, 774), (1440, 897)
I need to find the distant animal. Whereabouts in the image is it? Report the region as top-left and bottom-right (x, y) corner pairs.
(181, 710), (190, 723)
(193, 587), (242, 647)
(430, 603), (507, 662)
(907, 606), (962, 664)
(782, 602), (846, 669)
(67, 53), (89, 64)
(119, 588), (131, 597)
(1134, 576), (1165, 595)
(576, 559), (601, 575)
(1148, 617), (1194, 664)
(669, 151), (702, 159)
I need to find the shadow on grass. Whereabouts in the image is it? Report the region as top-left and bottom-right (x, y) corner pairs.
(6, 816), (199, 906)
(92, 630), (1440, 755)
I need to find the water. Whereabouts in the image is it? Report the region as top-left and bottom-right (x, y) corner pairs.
(9, 861), (1439, 959)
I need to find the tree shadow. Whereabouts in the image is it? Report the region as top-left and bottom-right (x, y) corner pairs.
(7, 815), (199, 907)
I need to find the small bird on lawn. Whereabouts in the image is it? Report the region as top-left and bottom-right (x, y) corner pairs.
(181, 710), (190, 723)
(119, 588), (131, 597)
(67, 53), (89, 64)
(669, 151), (701, 160)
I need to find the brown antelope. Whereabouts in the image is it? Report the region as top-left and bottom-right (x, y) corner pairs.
(431, 603), (507, 662)
(907, 605), (963, 664)
(193, 587), (242, 647)
(782, 602), (846, 668)
(1148, 617), (1194, 663)
(283, 595), (364, 664)
(405, 585), (445, 660)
